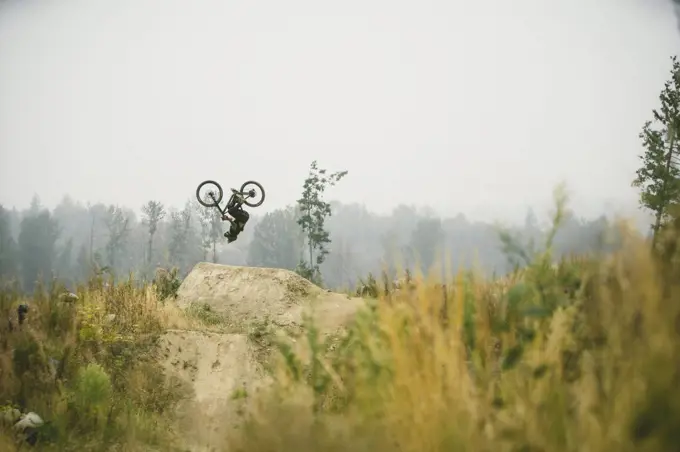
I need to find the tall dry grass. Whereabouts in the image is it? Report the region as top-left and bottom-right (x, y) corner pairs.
(227, 212), (680, 452)
(0, 274), (192, 451)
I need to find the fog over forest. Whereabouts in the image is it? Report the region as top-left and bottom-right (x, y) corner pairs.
(1, 0), (678, 290)
(0, 188), (636, 292)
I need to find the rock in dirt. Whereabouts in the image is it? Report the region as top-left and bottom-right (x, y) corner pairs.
(13, 412), (43, 431)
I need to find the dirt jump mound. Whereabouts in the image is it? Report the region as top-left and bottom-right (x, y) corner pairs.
(164, 264), (365, 450)
(157, 330), (268, 451)
(175, 262), (364, 331)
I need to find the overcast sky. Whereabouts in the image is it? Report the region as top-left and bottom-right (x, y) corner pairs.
(0, 0), (678, 223)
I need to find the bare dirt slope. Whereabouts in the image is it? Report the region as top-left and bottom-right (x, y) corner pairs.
(157, 329), (269, 451)
(175, 262), (364, 331)
(161, 263), (365, 451)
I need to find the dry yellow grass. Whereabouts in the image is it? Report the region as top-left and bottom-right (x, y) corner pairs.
(225, 219), (680, 452)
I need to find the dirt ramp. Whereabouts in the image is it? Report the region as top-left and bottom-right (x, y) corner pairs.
(175, 263), (364, 330)
(158, 330), (269, 451)
(164, 265), (366, 450)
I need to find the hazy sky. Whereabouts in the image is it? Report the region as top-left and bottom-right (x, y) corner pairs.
(0, 0), (678, 222)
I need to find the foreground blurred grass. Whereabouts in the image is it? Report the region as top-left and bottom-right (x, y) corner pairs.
(228, 212), (680, 451)
(0, 273), (193, 451)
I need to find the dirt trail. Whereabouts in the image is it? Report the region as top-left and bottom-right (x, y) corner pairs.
(160, 263), (365, 451)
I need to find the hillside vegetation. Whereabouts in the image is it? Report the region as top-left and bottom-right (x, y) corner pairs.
(0, 277), (194, 451)
(225, 213), (680, 452)
(2, 198), (680, 451)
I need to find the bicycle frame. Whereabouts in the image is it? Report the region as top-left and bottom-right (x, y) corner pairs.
(207, 189), (250, 216)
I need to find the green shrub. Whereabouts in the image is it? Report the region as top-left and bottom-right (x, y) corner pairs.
(154, 267), (182, 300)
(186, 302), (227, 326)
(70, 363), (112, 429)
(0, 276), (186, 450)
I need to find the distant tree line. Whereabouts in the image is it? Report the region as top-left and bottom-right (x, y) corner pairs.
(0, 190), (618, 292)
(7, 53), (680, 293)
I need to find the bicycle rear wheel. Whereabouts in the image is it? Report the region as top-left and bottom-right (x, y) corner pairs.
(196, 180), (223, 207)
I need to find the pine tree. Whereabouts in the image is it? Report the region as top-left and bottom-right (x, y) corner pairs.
(195, 199), (223, 263)
(56, 238), (74, 286)
(409, 217), (444, 273)
(76, 243), (91, 281)
(141, 200), (166, 273)
(247, 206), (303, 269)
(18, 208), (59, 292)
(0, 205), (18, 280)
(632, 56), (680, 244)
(103, 205), (130, 272)
(169, 202), (200, 271)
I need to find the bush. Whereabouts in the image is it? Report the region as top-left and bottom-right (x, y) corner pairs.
(70, 364), (112, 430)
(0, 276), (187, 450)
(154, 267), (182, 300)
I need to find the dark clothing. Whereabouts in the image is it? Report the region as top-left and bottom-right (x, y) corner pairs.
(17, 304), (28, 325)
(222, 190), (250, 243)
(224, 206), (249, 243)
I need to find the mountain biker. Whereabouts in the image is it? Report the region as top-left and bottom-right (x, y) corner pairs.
(221, 189), (251, 243)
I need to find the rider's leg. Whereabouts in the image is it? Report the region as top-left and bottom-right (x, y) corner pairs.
(224, 223), (238, 243)
(224, 230), (237, 243)
(237, 210), (250, 231)
(224, 208), (248, 243)
(228, 208), (250, 232)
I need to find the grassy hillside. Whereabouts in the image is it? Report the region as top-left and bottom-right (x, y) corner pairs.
(0, 276), (193, 451)
(1, 205), (679, 452)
